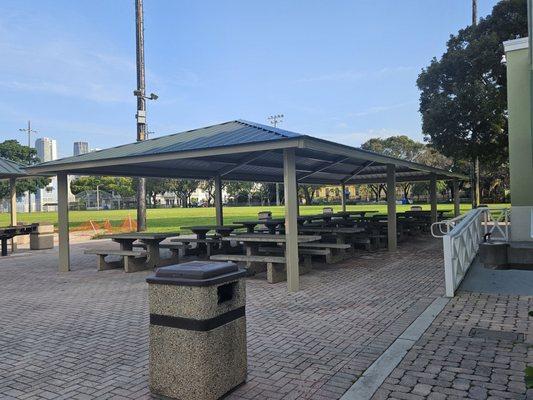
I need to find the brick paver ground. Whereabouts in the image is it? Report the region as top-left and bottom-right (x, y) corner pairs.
(0, 237), (445, 399)
(373, 292), (533, 400)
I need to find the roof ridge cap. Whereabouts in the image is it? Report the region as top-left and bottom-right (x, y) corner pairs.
(236, 119), (300, 138)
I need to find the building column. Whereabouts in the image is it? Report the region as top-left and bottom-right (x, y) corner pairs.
(341, 183), (346, 212)
(9, 178), (17, 252)
(430, 174), (438, 223)
(214, 175), (223, 225)
(283, 148), (299, 292)
(453, 179), (460, 217)
(386, 164), (397, 251)
(57, 173), (70, 272)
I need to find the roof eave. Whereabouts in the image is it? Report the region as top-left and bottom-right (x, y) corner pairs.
(26, 136), (304, 175)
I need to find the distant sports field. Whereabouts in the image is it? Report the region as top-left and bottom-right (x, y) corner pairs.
(0, 203), (509, 233)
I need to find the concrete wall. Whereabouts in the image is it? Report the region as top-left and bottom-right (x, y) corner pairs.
(505, 38), (533, 241)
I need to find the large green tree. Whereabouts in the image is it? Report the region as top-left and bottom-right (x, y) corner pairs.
(70, 176), (135, 198)
(0, 140), (49, 200)
(417, 0), (527, 198)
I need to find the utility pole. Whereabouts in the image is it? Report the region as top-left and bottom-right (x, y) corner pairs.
(19, 120), (37, 148)
(268, 115), (284, 206)
(472, 0), (481, 208)
(135, 0), (147, 231)
(19, 121), (38, 213)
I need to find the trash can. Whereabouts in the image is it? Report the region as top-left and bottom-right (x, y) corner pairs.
(30, 224), (54, 250)
(146, 261), (247, 400)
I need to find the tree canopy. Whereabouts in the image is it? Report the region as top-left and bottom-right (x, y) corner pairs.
(0, 140), (49, 199)
(417, 0), (527, 168)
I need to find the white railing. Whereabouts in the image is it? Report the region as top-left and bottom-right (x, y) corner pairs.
(432, 208), (510, 297)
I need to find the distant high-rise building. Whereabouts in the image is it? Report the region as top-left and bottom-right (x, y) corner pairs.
(73, 141), (89, 156)
(35, 137), (58, 162)
(34, 137), (58, 211)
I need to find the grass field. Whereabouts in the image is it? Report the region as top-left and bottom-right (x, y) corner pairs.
(0, 203), (509, 233)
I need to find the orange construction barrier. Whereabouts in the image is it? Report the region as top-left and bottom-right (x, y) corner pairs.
(120, 215), (137, 232)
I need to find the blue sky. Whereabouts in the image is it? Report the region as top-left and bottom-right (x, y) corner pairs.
(0, 0), (499, 158)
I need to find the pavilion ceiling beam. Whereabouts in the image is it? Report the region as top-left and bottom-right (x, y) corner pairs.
(217, 151), (271, 176)
(297, 157), (351, 182)
(341, 161), (374, 184)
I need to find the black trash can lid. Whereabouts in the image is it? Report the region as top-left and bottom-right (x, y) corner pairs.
(146, 261), (246, 286)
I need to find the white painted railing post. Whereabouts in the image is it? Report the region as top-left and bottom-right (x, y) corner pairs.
(443, 234), (454, 297)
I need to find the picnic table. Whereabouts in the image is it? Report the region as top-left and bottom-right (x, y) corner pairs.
(211, 233), (321, 283)
(0, 224), (36, 256)
(180, 225), (243, 254)
(233, 219), (285, 234)
(104, 232), (180, 269)
(299, 226), (365, 250)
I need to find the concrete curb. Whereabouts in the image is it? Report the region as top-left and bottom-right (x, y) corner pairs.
(340, 296), (449, 400)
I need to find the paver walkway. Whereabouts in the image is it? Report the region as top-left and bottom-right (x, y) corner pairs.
(372, 292), (533, 400)
(0, 237), (445, 399)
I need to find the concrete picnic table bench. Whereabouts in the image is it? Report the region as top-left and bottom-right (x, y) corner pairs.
(210, 233), (321, 283)
(85, 232), (180, 272)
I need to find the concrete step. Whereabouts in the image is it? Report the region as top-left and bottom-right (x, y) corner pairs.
(508, 241), (533, 264)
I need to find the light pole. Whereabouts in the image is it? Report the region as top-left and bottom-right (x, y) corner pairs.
(268, 114), (284, 206)
(134, 0), (158, 231)
(19, 121), (38, 213)
(96, 185), (101, 210)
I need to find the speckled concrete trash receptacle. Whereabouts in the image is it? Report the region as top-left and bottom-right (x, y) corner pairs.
(146, 260), (247, 400)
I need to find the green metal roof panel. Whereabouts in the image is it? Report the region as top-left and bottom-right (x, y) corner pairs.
(38, 120), (301, 168)
(0, 157), (28, 178)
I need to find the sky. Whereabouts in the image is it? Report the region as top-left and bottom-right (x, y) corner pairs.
(0, 0), (500, 158)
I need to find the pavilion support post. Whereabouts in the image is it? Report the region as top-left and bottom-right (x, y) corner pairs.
(386, 164), (397, 251)
(214, 174), (223, 225)
(283, 148), (299, 292)
(57, 173), (70, 272)
(430, 174), (438, 223)
(453, 179), (460, 217)
(341, 183), (346, 212)
(9, 178), (17, 252)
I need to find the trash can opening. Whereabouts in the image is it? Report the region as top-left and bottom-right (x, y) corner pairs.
(217, 282), (236, 304)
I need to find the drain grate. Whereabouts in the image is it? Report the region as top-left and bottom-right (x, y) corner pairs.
(469, 328), (524, 342)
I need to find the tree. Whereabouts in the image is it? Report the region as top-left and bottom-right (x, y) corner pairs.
(417, 0), (527, 201)
(225, 182), (254, 204)
(144, 178), (173, 206)
(299, 185), (317, 205)
(361, 136), (427, 200)
(70, 176), (135, 198)
(0, 140), (49, 200)
(167, 179), (199, 207)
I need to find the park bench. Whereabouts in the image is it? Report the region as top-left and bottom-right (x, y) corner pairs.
(84, 249), (148, 273)
(171, 237), (221, 258)
(159, 242), (190, 261)
(299, 242), (351, 262)
(210, 253), (312, 284)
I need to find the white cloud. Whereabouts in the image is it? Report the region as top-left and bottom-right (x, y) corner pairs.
(316, 128), (422, 147)
(349, 101), (416, 118)
(296, 66), (416, 83)
(0, 14), (199, 104)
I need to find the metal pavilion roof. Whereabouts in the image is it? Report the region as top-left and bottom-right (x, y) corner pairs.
(0, 157), (28, 179)
(27, 120), (468, 184)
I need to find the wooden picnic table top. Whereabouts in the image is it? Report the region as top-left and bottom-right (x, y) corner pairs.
(104, 232), (180, 241)
(224, 234), (321, 243)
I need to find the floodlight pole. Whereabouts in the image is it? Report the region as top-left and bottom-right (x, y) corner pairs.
(135, 0), (147, 231)
(19, 120), (37, 213)
(268, 114), (284, 206)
